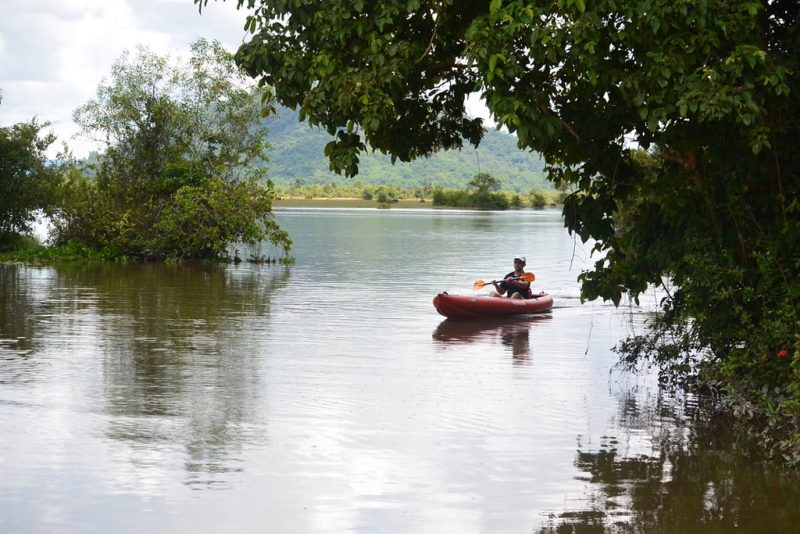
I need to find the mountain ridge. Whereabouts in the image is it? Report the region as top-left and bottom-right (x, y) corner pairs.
(262, 106), (551, 192)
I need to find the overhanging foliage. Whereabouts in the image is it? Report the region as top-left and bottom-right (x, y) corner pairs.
(196, 0), (800, 457)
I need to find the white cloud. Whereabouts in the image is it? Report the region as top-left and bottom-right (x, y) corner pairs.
(466, 92), (495, 128)
(0, 1), (496, 157)
(0, 0), (249, 157)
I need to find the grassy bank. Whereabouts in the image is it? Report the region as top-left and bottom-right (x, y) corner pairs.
(274, 182), (563, 210)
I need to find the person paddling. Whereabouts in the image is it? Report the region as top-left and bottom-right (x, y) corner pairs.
(490, 255), (543, 299)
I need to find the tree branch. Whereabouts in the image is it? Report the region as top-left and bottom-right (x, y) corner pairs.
(417, 5), (446, 63)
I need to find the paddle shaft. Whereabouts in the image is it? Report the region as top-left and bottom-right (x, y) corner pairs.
(473, 272), (534, 290)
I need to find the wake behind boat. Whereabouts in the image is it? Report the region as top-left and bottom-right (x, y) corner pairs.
(433, 292), (554, 320)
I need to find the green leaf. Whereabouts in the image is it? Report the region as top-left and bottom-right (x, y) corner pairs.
(651, 19), (660, 34)
(489, 54), (498, 73)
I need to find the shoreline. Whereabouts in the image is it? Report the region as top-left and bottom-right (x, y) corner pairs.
(274, 197), (434, 209)
(273, 197), (561, 210)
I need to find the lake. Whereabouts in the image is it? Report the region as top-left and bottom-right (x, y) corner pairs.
(1, 208), (798, 533)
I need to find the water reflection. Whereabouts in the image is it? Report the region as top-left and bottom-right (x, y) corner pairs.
(538, 389), (800, 532)
(0, 262), (290, 489)
(91, 264), (289, 488)
(432, 315), (552, 362)
(3, 209), (799, 532)
(429, 210), (500, 232)
(0, 265), (52, 358)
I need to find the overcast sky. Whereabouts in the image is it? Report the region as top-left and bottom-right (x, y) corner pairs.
(1, 0), (492, 159)
(0, 0), (249, 157)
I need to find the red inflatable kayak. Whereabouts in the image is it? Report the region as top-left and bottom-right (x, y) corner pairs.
(433, 293), (554, 320)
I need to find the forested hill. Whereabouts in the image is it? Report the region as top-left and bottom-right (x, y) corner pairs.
(262, 105), (550, 192)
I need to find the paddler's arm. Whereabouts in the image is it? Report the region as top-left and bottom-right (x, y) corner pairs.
(506, 275), (530, 291)
(492, 280), (506, 295)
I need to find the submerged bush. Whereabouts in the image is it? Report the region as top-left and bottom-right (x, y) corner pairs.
(614, 245), (800, 463)
(53, 173), (290, 261)
(154, 178), (289, 260)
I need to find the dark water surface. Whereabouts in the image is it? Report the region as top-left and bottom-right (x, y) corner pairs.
(1, 208), (798, 533)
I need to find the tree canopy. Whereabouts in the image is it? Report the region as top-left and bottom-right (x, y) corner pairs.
(198, 0), (799, 457)
(0, 94), (59, 249)
(212, 0), (489, 177)
(74, 38), (271, 189)
(56, 39), (291, 260)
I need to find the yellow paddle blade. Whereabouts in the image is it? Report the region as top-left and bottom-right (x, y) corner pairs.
(472, 279), (487, 290)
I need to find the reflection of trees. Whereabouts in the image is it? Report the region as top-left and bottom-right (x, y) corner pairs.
(0, 265), (59, 377)
(79, 262), (290, 486)
(3, 261), (289, 487)
(538, 390), (800, 532)
(0, 265), (35, 352)
(430, 212), (498, 232)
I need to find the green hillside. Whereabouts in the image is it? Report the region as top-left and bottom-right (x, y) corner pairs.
(262, 106), (550, 192)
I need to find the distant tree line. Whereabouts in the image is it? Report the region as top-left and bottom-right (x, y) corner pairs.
(277, 174), (562, 210)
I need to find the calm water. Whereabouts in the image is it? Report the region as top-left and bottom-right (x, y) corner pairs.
(1, 208), (798, 533)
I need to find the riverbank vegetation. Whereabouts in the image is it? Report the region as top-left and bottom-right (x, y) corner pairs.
(0, 112), (60, 252)
(1, 40), (292, 264)
(209, 0), (800, 463)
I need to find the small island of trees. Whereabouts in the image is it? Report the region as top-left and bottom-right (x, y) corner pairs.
(1, 39), (292, 264)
